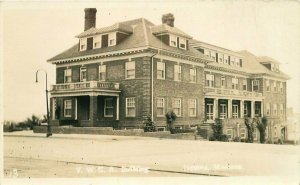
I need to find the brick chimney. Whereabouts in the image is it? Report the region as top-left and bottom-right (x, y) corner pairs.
(84, 8), (97, 31)
(162, 13), (175, 27)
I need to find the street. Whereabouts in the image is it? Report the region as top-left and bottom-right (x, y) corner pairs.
(3, 131), (300, 178)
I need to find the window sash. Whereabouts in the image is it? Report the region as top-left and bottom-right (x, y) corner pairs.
(156, 98), (165, 116)
(232, 105), (238, 118)
(80, 67), (87, 82)
(80, 38), (87, 51)
(240, 128), (246, 139)
(179, 37), (186, 49)
(220, 104), (227, 119)
(206, 104), (214, 120)
(126, 61), (135, 79)
(226, 129), (233, 139)
(104, 98), (113, 117)
(108, 32), (116, 46)
(189, 99), (197, 117)
(126, 98), (136, 117)
(174, 65), (181, 81)
(169, 34), (177, 47)
(190, 69), (196, 82)
(173, 98), (181, 116)
(157, 62), (165, 79)
(64, 100), (72, 117)
(64, 69), (72, 83)
(99, 65), (106, 81)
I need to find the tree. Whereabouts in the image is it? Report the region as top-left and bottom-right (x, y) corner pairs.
(245, 118), (254, 143)
(25, 114), (40, 129)
(257, 116), (268, 143)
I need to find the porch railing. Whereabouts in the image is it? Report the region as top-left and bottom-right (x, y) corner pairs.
(204, 87), (263, 98)
(51, 81), (120, 91)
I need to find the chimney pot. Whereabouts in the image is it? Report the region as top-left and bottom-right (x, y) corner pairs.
(162, 13), (175, 27)
(84, 8), (97, 31)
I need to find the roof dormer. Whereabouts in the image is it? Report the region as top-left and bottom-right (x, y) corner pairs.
(76, 10), (133, 52)
(257, 56), (280, 72)
(151, 13), (192, 50)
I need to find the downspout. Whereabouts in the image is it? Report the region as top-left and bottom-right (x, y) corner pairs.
(150, 52), (158, 121)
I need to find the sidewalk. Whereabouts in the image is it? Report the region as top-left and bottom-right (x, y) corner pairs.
(4, 130), (158, 141)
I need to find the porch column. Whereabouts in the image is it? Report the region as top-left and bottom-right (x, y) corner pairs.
(116, 96), (119, 120)
(228, 99), (232, 118)
(213, 98), (218, 120)
(261, 101), (264, 117)
(240, 100), (244, 118)
(89, 96), (98, 126)
(251, 101), (255, 118)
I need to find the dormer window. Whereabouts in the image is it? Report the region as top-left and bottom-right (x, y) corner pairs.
(108, 32), (116, 46)
(80, 38), (87, 51)
(93, 35), (101, 49)
(218, 53), (224, 63)
(179, 37), (186, 49)
(170, 34), (177, 47)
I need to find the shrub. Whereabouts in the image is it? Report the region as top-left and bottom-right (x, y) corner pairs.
(143, 115), (156, 132)
(219, 134), (229, 142)
(244, 118), (255, 143)
(211, 119), (228, 142)
(209, 136), (216, 141)
(165, 110), (177, 130)
(241, 138), (246, 143)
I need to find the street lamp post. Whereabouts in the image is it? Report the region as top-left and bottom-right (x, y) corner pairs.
(36, 69), (52, 137)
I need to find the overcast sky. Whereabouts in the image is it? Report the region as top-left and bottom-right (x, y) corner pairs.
(1, 1), (300, 122)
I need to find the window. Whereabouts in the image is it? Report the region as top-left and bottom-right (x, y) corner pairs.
(189, 99), (197, 117)
(220, 104), (227, 119)
(173, 98), (182, 116)
(226, 129), (233, 140)
(157, 61), (165, 79)
(235, 57), (240, 67)
(243, 79), (247, 91)
(99, 65), (106, 81)
(179, 37), (186, 49)
(266, 80), (270, 92)
(244, 103), (248, 116)
(273, 104), (277, 116)
(189, 68), (196, 83)
(273, 81), (277, 92)
(80, 38), (87, 51)
(232, 105), (238, 118)
(280, 82), (283, 93)
(274, 126), (277, 137)
(218, 53), (224, 63)
(93, 35), (101, 49)
(64, 100), (72, 117)
(240, 128), (246, 139)
(125, 61), (135, 79)
(224, 54), (229, 64)
(126, 98), (135, 117)
(253, 80), (259, 92)
(108, 32), (116, 46)
(170, 34), (177, 47)
(221, 76), (226, 88)
(204, 50), (211, 57)
(230, 56), (235, 65)
(232, 78), (238, 90)
(280, 104), (284, 115)
(211, 51), (216, 62)
(80, 67), (87, 82)
(255, 103), (261, 117)
(174, 64), (181, 81)
(266, 103), (271, 116)
(64, 69), (72, 83)
(206, 103), (214, 120)
(206, 74), (215, 87)
(157, 127), (166, 132)
(156, 98), (165, 117)
(104, 98), (113, 117)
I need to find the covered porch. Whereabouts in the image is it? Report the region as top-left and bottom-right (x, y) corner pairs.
(49, 81), (120, 127)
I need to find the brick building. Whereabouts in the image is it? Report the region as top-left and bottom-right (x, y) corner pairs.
(48, 9), (289, 142)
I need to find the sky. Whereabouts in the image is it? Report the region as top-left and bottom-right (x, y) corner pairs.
(1, 0), (300, 122)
